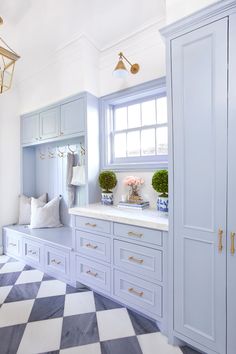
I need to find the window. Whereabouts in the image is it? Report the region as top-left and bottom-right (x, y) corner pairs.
(100, 78), (168, 170)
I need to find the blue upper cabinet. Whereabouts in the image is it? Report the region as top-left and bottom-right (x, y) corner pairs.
(21, 114), (40, 144)
(21, 94), (86, 145)
(39, 107), (60, 140)
(61, 98), (85, 136)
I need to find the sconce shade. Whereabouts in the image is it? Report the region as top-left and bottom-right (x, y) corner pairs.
(113, 59), (128, 78)
(113, 52), (139, 78)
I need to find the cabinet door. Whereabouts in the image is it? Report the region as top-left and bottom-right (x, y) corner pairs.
(227, 13), (236, 354)
(60, 98), (85, 136)
(171, 18), (228, 353)
(39, 107), (60, 140)
(21, 114), (39, 144)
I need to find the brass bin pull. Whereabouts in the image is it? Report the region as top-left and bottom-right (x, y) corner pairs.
(51, 259), (61, 265)
(231, 232), (235, 255)
(128, 231), (143, 238)
(128, 287), (144, 297)
(86, 270), (98, 277)
(86, 243), (98, 249)
(28, 250), (37, 255)
(218, 228), (223, 253)
(85, 222), (97, 228)
(9, 242), (16, 247)
(128, 256), (144, 264)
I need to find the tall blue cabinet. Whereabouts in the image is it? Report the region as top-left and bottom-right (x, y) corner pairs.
(161, 1), (236, 354)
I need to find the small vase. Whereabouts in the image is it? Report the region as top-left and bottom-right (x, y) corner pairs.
(101, 192), (113, 205)
(128, 185), (142, 203)
(157, 196), (168, 212)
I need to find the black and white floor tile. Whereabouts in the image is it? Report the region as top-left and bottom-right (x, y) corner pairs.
(0, 255), (201, 354)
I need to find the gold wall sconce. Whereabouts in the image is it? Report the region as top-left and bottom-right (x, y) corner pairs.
(113, 52), (140, 78)
(0, 17), (20, 93)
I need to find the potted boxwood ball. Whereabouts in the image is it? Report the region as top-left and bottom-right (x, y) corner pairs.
(152, 170), (168, 212)
(98, 170), (117, 205)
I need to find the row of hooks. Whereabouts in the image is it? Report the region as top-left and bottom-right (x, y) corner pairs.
(39, 143), (85, 160)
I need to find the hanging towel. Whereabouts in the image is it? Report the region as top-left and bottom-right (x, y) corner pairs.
(66, 152), (75, 208)
(71, 165), (86, 186)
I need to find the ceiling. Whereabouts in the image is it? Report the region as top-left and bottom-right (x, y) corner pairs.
(0, 0), (165, 83)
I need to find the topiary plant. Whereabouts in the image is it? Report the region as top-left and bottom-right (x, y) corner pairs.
(152, 170), (168, 197)
(98, 170), (117, 193)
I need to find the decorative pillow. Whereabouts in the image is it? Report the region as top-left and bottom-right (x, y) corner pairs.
(30, 196), (62, 229)
(18, 193), (47, 225)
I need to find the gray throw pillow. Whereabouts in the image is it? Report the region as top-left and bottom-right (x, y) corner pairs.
(18, 193), (47, 225)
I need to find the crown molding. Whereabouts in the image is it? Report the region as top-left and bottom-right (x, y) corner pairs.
(100, 16), (165, 52)
(160, 0), (236, 38)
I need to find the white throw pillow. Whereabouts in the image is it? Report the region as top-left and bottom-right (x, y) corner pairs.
(18, 193), (47, 225)
(30, 196), (62, 229)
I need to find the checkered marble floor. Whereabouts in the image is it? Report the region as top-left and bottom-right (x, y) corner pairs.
(0, 255), (200, 354)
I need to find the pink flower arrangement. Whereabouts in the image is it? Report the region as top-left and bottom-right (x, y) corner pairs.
(124, 176), (144, 187)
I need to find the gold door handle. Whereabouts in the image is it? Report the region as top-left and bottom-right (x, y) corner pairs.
(86, 270), (98, 277)
(128, 256), (144, 264)
(85, 222), (97, 228)
(128, 231), (143, 238)
(128, 287), (144, 297)
(218, 228), (223, 253)
(85, 243), (98, 249)
(231, 232), (235, 255)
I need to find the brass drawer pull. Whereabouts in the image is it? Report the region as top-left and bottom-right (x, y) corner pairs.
(128, 287), (144, 297)
(128, 256), (144, 264)
(86, 270), (98, 277)
(128, 231), (143, 238)
(218, 228), (223, 253)
(85, 243), (98, 249)
(85, 222), (97, 228)
(28, 250), (37, 255)
(231, 232), (235, 255)
(51, 259), (61, 265)
(9, 242), (17, 247)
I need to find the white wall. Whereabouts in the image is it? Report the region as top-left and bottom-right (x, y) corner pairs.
(166, 0), (218, 24)
(0, 88), (20, 251)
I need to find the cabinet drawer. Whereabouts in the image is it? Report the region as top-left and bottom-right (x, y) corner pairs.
(75, 216), (111, 234)
(4, 231), (21, 257)
(114, 223), (162, 247)
(23, 238), (43, 266)
(114, 270), (162, 318)
(75, 255), (110, 293)
(114, 240), (163, 282)
(45, 246), (70, 279)
(75, 230), (111, 262)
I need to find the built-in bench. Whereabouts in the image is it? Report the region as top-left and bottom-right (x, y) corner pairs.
(3, 225), (75, 285)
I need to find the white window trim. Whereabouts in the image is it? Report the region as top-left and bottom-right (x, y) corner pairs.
(100, 77), (168, 171)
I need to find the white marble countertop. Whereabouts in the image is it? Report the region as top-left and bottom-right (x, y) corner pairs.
(69, 203), (168, 231)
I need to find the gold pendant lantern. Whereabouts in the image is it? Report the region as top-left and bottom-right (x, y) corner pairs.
(0, 17), (20, 93)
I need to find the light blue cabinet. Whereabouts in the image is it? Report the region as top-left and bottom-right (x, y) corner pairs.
(21, 114), (39, 144)
(161, 2), (236, 354)
(61, 98), (85, 136)
(227, 12), (236, 354)
(21, 95), (87, 145)
(39, 107), (60, 140)
(171, 18), (228, 354)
